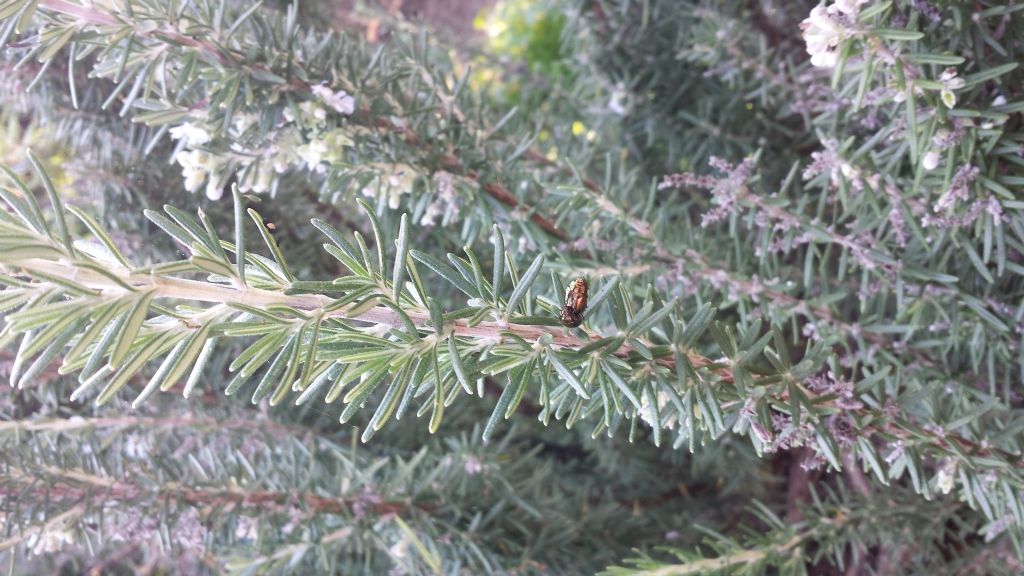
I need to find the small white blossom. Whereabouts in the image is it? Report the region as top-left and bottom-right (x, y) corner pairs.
(169, 122), (211, 147)
(608, 83), (627, 115)
(938, 67), (965, 109)
(935, 460), (957, 494)
(922, 150), (941, 171)
(312, 84), (356, 115)
(271, 128), (303, 173)
(802, 1), (868, 67)
(362, 169), (416, 210)
(238, 161), (275, 194)
(297, 138), (329, 173)
(299, 100), (327, 125)
(831, 0), (869, 16)
(174, 149), (225, 200)
(420, 201), (444, 226)
(294, 129), (353, 174)
(801, 7), (841, 68)
(205, 176), (225, 201)
(385, 174), (411, 209)
(322, 128), (354, 159)
(463, 455), (484, 475)
(388, 537), (410, 561)
(175, 149), (217, 192)
(800, 2), (870, 68)
(420, 171), (460, 226)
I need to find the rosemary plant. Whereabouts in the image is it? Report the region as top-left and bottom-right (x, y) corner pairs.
(1, 0), (1024, 573)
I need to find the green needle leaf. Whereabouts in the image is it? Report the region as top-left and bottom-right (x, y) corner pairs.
(392, 213), (409, 302)
(505, 254), (544, 315)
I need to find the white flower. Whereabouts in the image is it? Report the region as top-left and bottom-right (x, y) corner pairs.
(174, 150), (225, 200)
(831, 0), (869, 16)
(608, 83), (627, 115)
(462, 455), (484, 475)
(992, 94), (1007, 107)
(385, 172), (412, 209)
(299, 100), (326, 125)
(801, 7), (843, 68)
(420, 171), (459, 226)
(420, 201), (443, 226)
(175, 149), (213, 192)
(936, 461), (957, 494)
(388, 537), (410, 561)
(322, 128), (354, 161)
(169, 122), (211, 147)
(238, 161), (275, 194)
(800, 2), (868, 68)
(312, 84), (356, 115)
(939, 67), (964, 87)
(271, 128), (303, 173)
(938, 67), (965, 109)
(296, 138), (329, 173)
(205, 176), (224, 201)
(922, 150), (941, 171)
(839, 161), (857, 180)
(361, 169), (416, 210)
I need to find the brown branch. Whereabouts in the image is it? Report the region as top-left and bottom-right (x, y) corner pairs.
(2, 465), (423, 517)
(481, 182), (568, 241)
(0, 414), (329, 440)
(39, 0), (230, 64)
(371, 116), (569, 242)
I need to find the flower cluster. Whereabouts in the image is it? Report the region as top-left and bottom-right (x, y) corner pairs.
(420, 171), (461, 226)
(922, 163), (1003, 230)
(171, 85), (356, 200)
(802, 138), (878, 194)
(360, 166), (417, 210)
(311, 84), (356, 116)
(658, 156), (755, 227)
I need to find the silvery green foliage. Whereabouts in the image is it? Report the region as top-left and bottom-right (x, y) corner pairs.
(1, 0), (1024, 573)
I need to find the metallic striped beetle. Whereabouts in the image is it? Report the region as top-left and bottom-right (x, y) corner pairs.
(558, 277), (588, 328)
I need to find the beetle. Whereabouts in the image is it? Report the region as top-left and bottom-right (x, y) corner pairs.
(559, 277), (588, 328)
